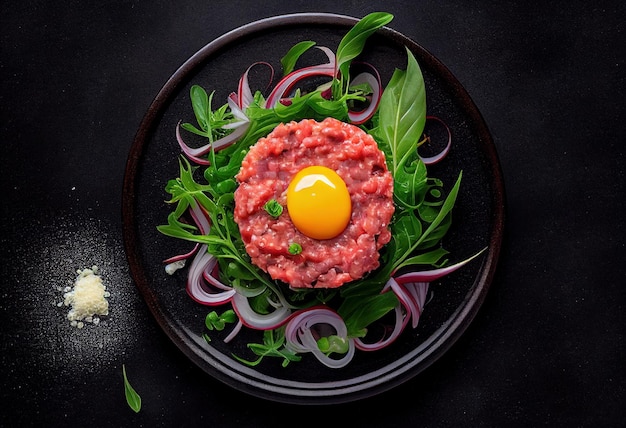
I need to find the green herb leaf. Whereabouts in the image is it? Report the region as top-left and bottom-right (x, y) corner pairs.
(400, 246), (449, 267)
(233, 328), (302, 367)
(281, 40), (316, 75)
(338, 291), (399, 337)
(264, 199), (283, 218)
(377, 48), (426, 179)
(392, 171), (462, 271)
(190, 84), (210, 133)
(205, 309), (236, 331)
(122, 364), (141, 413)
(333, 12), (394, 97)
(182, 85), (235, 142)
(288, 243), (303, 255)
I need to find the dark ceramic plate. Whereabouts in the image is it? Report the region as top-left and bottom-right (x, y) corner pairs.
(122, 13), (505, 405)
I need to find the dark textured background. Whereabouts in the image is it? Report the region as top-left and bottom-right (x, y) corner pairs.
(1, 1), (624, 426)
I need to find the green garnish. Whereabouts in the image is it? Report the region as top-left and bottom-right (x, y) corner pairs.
(317, 335), (350, 355)
(332, 12), (394, 98)
(288, 243), (302, 255)
(264, 199), (283, 218)
(122, 364), (141, 413)
(205, 309), (237, 331)
(233, 328), (301, 368)
(281, 40), (316, 75)
(182, 85), (234, 142)
(158, 12), (473, 368)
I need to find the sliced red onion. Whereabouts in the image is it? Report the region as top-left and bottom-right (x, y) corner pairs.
(419, 116), (452, 165)
(355, 280), (430, 351)
(224, 319), (243, 343)
(354, 305), (406, 351)
(403, 281), (429, 326)
(186, 245), (236, 305)
(175, 110), (250, 165)
(175, 123), (211, 165)
(201, 258), (233, 292)
(393, 248), (486, 284)
(347, 70), (382, 124)
(284, 307), (355, 368)
(163, 243), (200, 264)
(230, 292), (291, 330)
(236, 62), (274, 110)
(392, 280), (429, 329)
(388, 279), (421, 329)
(188, 201), (211, 235)
(225, 93), (251, 125)
(265, 46), (336, 108)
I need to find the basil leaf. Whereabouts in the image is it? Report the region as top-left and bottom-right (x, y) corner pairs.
(378, 48), (426, 178)
(338, 291), (399, 338)
(190, 84), (210, 132)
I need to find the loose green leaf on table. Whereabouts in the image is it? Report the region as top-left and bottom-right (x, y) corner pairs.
(122, 364), (141, 413)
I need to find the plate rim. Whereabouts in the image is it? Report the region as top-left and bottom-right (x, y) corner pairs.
(122, 12), (505, 405)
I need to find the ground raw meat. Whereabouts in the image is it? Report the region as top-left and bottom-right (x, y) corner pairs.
(234, 117), (395, 288)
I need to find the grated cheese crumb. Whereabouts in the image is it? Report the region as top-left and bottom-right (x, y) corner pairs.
(63, 266), (109, 327)
(165, 260), (186, 275)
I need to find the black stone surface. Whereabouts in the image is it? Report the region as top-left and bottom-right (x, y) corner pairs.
(1, 1), (624, 426)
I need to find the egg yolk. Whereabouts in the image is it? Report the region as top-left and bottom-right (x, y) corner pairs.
(286, 166), (351, 240)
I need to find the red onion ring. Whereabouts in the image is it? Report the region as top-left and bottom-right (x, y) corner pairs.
(347, 68), (382, 124)
(419, 116), (452, 165)
(284, 307), (355, 368)
(265, 46), (336, 108)
(230, 292), (291, 330)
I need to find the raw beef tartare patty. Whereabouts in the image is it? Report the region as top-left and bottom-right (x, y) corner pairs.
(233, 117), (395, 288)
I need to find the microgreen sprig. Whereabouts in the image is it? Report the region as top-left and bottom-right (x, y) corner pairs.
(233, 328), (301, 368)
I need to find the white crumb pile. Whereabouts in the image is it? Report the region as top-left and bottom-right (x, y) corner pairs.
(60, 266), (110, 328)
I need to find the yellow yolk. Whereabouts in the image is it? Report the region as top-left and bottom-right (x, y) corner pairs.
(286, 166), (351, 240)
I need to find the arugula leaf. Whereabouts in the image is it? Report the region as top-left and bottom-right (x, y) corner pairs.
(377, 48), (426, 180)
(281, 40), (316, 75)
(399, 247), (449, 267)
(333, 12), (394, 97)
(122, 364), (141, 413)
(392, 171), (462, 271)
(157, 157), (277, 294)
(393, 157), (429, 209)
(191, 84), (210, 132)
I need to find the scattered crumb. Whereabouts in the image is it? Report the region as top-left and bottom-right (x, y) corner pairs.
(165, 260), (186, 275)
